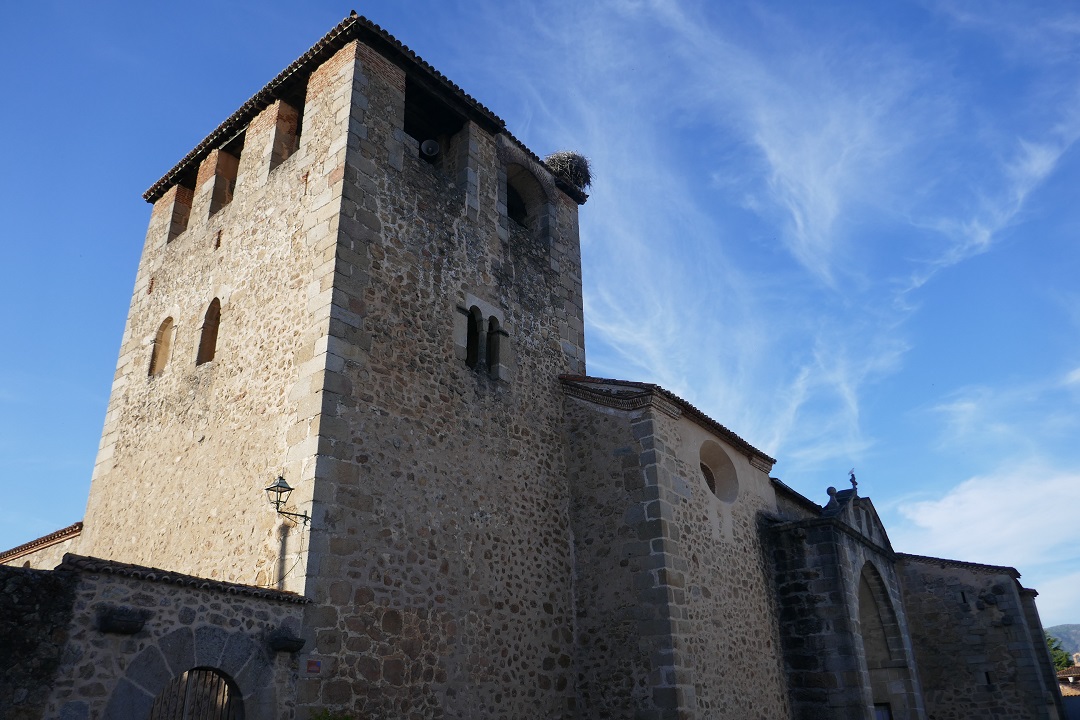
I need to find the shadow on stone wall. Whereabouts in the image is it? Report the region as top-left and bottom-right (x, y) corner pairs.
(0, 565), (77, 720)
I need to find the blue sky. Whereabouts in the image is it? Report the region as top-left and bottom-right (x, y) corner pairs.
(2, 1), (1078, 626)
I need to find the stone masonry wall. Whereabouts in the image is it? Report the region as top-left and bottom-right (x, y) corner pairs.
(768, 515), (926, 720)
(41, 560), (305, 720)
(1019, 588), (1067, 717)
(769, 521), (858, 719)
(0, 566), (77, 720)
(564, 399), (661, 718)
(898, 558), (1061, 720)
(564, 394), (790, 720)
(659, 413), (791, 719)
(79, 42), (359, 589)
(293, 42), (584, 718)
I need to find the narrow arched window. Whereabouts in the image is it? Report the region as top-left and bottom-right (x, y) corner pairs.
(466, 306), (483, 369)
(487, 317), (501, 376)
(149, 317), (174, 377)
(196, 298), (221, 366)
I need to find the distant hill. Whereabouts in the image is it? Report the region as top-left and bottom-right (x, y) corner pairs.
(1047, 624), (1080, 656)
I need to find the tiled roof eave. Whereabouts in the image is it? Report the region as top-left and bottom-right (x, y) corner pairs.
(57, 553), (310, 604)
(560, 375), (775, 468)
(0, 521), (83, 563)
(143, 13), (579, 206)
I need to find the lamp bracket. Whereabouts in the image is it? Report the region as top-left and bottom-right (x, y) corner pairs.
(276, 509), (310, 526)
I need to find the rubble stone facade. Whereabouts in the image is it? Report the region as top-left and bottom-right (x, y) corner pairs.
(1, 13), (1066, 720)
(1, 556), (305, 720)
(563, 381), (792, 719)
(898, 556), (1063, 720)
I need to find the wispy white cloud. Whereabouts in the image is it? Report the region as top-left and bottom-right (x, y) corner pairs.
(893, 465), (1076, 567)
(905, 132), (1080, 292)
(890, 462), (1080, 626)
(476, 0), (1080, 482)
(934, 0), (1080, 67)
(897, 0), (1080, 291)
(770, 326), (908, 470)
(547, 0), (929, 461)
(926, 375), (1080, 462)
(929, 387), (1018, 449)
(634, 0), (940, 288)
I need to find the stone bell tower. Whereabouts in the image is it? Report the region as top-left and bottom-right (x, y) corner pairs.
(78, 14), (590, 717)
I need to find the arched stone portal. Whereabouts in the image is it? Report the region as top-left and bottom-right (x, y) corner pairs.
(859, 563), (918, 719)
(149, 667), (243, 719)
(101, 626), (277, 720)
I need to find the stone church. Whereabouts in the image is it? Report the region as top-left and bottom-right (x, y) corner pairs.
(0, 13), (1066, 720)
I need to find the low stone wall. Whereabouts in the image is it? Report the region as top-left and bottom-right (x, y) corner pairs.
(3, 555), (309, 720)
(0, 566), (78, 720)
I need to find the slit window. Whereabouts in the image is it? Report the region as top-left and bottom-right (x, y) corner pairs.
(460, 301), (509, 381)
(196, 298), (221, 366)
(466, 306), (483, 369)
(487, 317), (501, 376)
(149, 317), (174, 377)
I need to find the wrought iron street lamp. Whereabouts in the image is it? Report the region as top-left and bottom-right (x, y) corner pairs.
(264, 476), (310, 525)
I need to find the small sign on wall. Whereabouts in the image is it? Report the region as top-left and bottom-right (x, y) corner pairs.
(301, 656), (323, 677)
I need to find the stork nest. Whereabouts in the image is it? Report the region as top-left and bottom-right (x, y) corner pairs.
(544, 151), (592, 191)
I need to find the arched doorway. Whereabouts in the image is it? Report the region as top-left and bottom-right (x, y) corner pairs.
(859, 564), (916, 719)
(148, 667), (244, 720)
